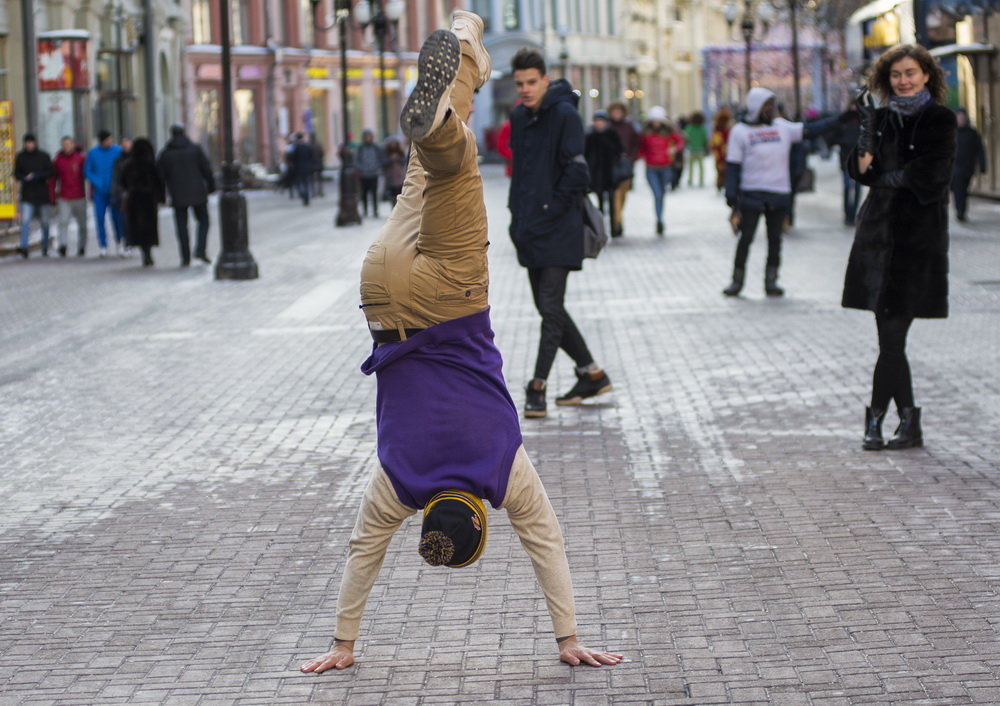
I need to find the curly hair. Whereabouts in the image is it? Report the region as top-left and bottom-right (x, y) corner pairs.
(867, 43), (946, 104)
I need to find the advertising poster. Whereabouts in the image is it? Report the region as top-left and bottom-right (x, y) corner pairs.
(0, 101), (16, 222)
(37, 36), (90, 91)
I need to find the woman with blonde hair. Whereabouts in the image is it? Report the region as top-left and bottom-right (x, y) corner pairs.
(844, 44), (955, 451)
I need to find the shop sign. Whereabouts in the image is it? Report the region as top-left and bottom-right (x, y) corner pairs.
(307, 67), (330, 79)
(863, 11), (901, 52)
(0, 101), (16, 221)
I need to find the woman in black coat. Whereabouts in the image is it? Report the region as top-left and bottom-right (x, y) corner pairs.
(845, 44), (956, 451)
(119, 138), (165, 267)
(584, 111), (624, 225)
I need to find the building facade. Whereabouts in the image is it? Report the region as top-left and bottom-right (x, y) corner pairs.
(2, 0), (185, 154)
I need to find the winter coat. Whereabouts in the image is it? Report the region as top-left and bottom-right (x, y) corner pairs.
(610, 117), (641, 162)
(585, 128), (623, 193)
(14, 148), (54, 205)
(119, 157), (165, 248)
(53, 150), (87, 200)
(382, 152), (406, 190)
(843, 104), (956, 319)
(684, 124), (708, 153)
(497, 120), (513, 177)
(639, 132), (684, 168)
(84, 144), (122, 196)
(508, 79), (590, 271)
(157, 135), (215, 208)
(953, 124), (987, 178)
(110, 150), (131, 206)
(355, 142), (384, 179)
(286, 142), (314, 178)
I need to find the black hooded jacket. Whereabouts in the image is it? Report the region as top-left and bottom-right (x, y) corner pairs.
(157, 134), (215, 208)
(508, 79), (590, 270)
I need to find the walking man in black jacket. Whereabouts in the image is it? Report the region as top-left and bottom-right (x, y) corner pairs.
(14, 134), (53, 258)
(951, 108), (987, 222)
(158, 124), (216, 265)
(508, 49), (612, 419)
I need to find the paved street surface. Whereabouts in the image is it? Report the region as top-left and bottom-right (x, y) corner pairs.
(2, 157), (999, 705)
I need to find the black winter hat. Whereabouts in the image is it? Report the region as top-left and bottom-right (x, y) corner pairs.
(419, 490), (488, 568)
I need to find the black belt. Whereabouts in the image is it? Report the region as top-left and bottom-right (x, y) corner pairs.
(370, 327), (425, 343)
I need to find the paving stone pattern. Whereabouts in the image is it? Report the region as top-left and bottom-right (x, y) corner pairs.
(1, 158), (999, 704)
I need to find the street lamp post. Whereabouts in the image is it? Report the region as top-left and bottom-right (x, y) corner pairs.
(724, 0), (773, 96)
(311, 0), (362, 226)
(788, 0), (802, 119)
(354, 0), (406, 140)
(214, 0), (259, 280)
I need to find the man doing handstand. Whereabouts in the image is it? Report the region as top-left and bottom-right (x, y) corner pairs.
(300, 13), (622, 673)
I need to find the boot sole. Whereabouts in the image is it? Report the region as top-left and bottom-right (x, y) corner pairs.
(556, 384), (613, 406)
(862, 441), (885, 451)
(886, 438), (923, 449)
(400, 30), (461, 141)
(524, 409), (547, 418)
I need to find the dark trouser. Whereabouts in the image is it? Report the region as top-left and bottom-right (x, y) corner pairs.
(295, 173), (311, 205)
(173, 203), (210, 263)
(872, 314), (915, 411)
(360, 176), (379, 216)
(528, 267), (594, 381)
(951, 171), (973, 218)
(843, 170), (862, 224)
(733, 191), (790, 270)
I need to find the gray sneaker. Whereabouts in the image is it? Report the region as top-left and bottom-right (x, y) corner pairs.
(450, 10), (492, 87)
(400, 29), (461, 141)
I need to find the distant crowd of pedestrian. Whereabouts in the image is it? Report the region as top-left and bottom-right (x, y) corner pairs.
(13, 124), (216, 268)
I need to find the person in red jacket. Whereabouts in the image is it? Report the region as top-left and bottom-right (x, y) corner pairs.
(638, 106), (684, 236)
(496, 118), (513, 177)
(52, 136), (88, 257)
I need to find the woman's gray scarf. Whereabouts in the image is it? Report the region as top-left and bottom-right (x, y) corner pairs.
(888, 88), (932, 118)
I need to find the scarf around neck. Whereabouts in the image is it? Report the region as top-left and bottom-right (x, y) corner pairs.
(888, 88), (932, 118)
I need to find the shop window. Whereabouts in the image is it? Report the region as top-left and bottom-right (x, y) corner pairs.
(234, 89), (260, 165)
(95, 49), (136, 137)
(192, 0), (212, 43)
(0, 37), (8, 100)
(195, 89), (221, 164)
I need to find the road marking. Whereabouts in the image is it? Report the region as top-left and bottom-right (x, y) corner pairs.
(277, 279), (354, 321)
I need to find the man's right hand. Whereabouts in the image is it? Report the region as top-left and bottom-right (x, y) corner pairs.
(300, 640), (355, 673)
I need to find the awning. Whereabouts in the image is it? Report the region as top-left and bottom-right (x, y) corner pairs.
(930, 43), (997, 57)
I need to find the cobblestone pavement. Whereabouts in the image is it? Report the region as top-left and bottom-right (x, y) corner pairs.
(1, 157), (999, 705)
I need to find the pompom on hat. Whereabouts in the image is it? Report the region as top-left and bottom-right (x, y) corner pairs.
(419, 490), (488, 568)
(647, 105), (667, 122)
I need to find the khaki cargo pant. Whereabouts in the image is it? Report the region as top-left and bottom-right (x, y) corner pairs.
(360, 42), (488, 337)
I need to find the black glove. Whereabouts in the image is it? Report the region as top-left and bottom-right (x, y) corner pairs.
(875, 170), (905, 188)
(856, 89), (877, 156)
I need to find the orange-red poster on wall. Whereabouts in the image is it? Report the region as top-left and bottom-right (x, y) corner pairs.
(37, 36), (90, 91)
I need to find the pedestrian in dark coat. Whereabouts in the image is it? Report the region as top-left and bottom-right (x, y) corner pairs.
(832, 106), (862, 226)
(286, 133), (314, 206)
(355, 130), (384, 217)
(951, 108), (987, 222)
(584, 111), (624, 220)
(607, 102), (640, 237)
(158, 124), (215, 265)
(13, 134), (54, 257)
(508, 48), (612, 420)
(844, 43), (956, 452)
(381, 139), (406, 207)
(508, 78), (589, 270)
(119, 138), (165, 266)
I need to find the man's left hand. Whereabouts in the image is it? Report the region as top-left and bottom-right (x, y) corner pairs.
(558, 636), (623, 667)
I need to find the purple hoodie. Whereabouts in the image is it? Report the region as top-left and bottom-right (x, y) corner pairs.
(360, 308), (523, 509)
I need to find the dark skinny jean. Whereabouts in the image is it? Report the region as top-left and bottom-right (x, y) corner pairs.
(734, 191), (790, 271)
(528, 267), (594, 381)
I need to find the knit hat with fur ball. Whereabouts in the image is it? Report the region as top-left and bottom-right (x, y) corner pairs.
(419, 490), (488, 568)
